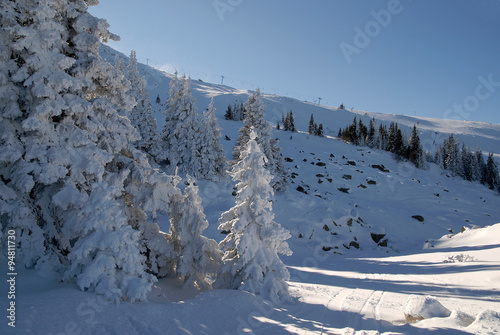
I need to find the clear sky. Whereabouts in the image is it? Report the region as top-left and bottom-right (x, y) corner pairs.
(89, 0), (500, 124)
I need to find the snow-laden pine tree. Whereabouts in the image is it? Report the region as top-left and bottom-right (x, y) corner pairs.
(125, 50), (162, 161)
(408, 125), (425, 169)
(168, 176), (222, 289)
(161, 71), (180, 163)
(379, 124), (389, 151)
(485, 153), (500, 191)
(474, 147), (486, 182)
(366, 118), (380, 149)
(0, 0), (178, 301)
(444, 134), (462, 176)
(233, 88), (288, 191)
(114, 54), (125, 74)
(218, 130), (292, 302)
(200, 97), (227, 180)
(317, 123), (325, 137)
(174, 76), (204, 176)
(461, 144), (475, 181)
(308, 113), (317, 135)
(162, 75), (204, 176)
(288, 110), (296, 132)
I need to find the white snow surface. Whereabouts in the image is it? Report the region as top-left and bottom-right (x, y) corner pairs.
(1, 46), (499, 334)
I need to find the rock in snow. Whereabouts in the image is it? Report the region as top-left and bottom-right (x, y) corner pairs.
(404, 295), (451, 322)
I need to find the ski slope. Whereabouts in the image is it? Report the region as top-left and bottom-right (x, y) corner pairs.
(1, 46), (499, 335)
(99, 45), (500, 159)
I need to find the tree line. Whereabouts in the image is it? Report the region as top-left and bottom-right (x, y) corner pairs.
(338, 117), (499, 191)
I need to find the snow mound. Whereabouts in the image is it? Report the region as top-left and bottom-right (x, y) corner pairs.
(426, 223), (500, 250)
(467, 310), (500, 334)
(416, 309), (475, 330)
(404, 295), (451, 322)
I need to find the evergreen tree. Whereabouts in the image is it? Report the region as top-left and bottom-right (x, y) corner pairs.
(393, 126), (406, 159)
(317, 123), (324, 137)
(200, 97), (227, 180)
(387, 122), (396, 153)
(358, 119), (368, 146)
(308, 113), (317, 135)
(174, 76), (204, 176)
(434, 148), (443, 169)
(379, 124), (388, 151)
(286, 112), (292, 131)
(461, 144), (474, 181)
(126, 50), (161, 161)
(169, 177), (222, 289)
(445, 134), (461, 176)
(289, 110), (296, 132)
(233, 102), (241, 121)
(366, 118), (378, 148)
(349, 117), (359, 145)
(283, 110), (296, 132)
(474, 147), (486, 182)
(155, 94), (161, 104)
(161, 71), (180, 163)
(233, 89), (287, 191)
(269, 136), (289, 191)
(162, 75), (204, 176)
(408, 125), (425, 168)
(342, 126), (352, 143)
(224, 104), (233, 120)
(0, 0), (179, 301)
(239, 101), (246, 121)
(218, 130), (292, 302)
(114, 54), (125, 74)
(485, 153), (500, 190)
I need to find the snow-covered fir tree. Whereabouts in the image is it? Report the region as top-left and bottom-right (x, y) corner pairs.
(408, 125), (425, 169)
(200, 97), (227, 180)
(443, 134), (462, 176)
(474, 147), (486, 183)
(168, 176), (222, 289)
(366, 118), (380, 149)
(161, 71), (181, 163)
(224, 104), (233, 120)
(282, 110), (296, 132)
(224, 101), (245, 121)
(233, 88), (288, 191)
(125, 50), (162, 161)
(357, 119), (367, 146)
(317, 123), (324, 137)
(379, 124), (389, 151)
(114, 54), (125, 74)
(288, 110), (296, 132)
(485, 153), (500, 191)
(461, 144), (475, 181)
(0, 0), (180, 301)
(218, 130), (292, 302)
(162, 75), (205, 176)
(308, 113), (318, 135)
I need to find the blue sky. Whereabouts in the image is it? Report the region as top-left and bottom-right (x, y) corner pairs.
(89, 0), (500, 124)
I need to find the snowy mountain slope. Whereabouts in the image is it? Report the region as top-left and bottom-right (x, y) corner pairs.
(2, 45), (499, 335)
(100, 45), (500, 159)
